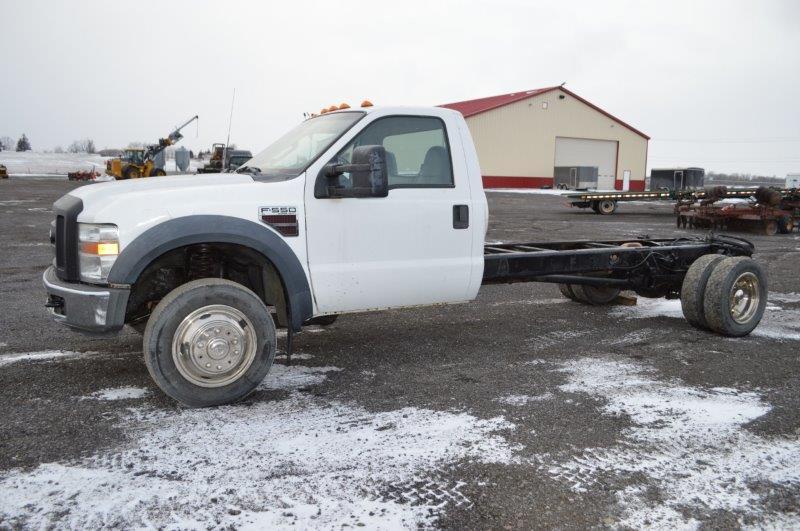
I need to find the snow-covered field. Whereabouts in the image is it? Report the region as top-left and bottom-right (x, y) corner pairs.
(0, 152), (109, 176)
(0, 151), (204, 177)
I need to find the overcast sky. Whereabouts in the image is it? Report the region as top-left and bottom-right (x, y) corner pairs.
(1, 0), (798, 176)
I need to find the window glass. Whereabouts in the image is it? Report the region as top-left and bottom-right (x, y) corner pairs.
(331, 116), (453, 188)
(238, 111), (364, 181)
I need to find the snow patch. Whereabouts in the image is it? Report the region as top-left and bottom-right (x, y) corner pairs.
(0, 362), (517, 529)
(769, 292), (800, 304)
(610, 297), (684, 319)
(258, 362), (341, 390)
(548, 357), (800, 528)
(84, 387), (149, 401)
(0, 350), (88, 367)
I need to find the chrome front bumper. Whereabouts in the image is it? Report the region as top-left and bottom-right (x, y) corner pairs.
(42, 266), (129, 333)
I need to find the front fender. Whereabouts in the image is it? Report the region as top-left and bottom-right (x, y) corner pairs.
(107, 215), (312, 330)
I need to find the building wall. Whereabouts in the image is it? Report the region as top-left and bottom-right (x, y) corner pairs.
(463, 88), (648, 190)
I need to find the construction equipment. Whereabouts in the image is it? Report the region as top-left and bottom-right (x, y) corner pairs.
(106, 115), (198, 180)
(197, 144), (252, 173)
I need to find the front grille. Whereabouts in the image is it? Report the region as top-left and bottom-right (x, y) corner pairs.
(52, 195), (83, 281)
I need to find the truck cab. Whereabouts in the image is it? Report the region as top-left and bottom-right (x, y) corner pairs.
(44, 106), (488, 406)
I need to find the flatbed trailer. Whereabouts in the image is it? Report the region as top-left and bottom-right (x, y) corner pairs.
(567, 187), (798, 215)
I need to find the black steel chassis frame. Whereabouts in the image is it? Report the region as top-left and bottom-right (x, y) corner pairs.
(482, 235), (754, 297)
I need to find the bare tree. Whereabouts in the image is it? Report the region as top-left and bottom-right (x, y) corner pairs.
(0, 136), (13, 151)
(68, 138), (97, 154)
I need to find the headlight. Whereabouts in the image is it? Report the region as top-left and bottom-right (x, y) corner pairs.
(78, 223), (119, 283)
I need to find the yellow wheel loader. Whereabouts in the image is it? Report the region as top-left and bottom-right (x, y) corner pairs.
(106, 115), (198, 180)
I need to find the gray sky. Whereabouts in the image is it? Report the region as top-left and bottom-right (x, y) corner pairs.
(1, 0), (798, 176)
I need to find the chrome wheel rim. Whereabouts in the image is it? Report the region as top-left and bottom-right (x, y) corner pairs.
(172, 304), (257, 388)
(729, 272), (760, 324)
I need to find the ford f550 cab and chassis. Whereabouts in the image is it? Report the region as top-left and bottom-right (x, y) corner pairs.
(43, 106), (768, 407)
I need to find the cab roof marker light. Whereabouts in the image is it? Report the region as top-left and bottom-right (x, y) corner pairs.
(361, 100), (373, 108)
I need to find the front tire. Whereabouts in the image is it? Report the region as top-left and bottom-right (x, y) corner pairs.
(143, 279), (276, 407)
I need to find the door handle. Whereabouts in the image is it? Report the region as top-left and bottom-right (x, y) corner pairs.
(453, 204), (469, 229)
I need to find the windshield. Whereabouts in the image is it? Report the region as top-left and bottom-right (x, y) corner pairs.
(239, 111), (364, 180)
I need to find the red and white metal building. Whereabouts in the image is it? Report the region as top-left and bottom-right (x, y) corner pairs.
(441, 86), (649, 191)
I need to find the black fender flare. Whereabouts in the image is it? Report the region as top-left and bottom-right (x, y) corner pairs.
(107, 215), (313, 331)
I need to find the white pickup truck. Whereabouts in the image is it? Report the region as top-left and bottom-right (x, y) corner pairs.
(44, 105), (767, 406)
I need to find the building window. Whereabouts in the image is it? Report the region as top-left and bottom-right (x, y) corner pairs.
(542, 102), (549, 109)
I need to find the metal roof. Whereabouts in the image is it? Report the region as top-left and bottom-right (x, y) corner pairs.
(440, 86), (650, 140)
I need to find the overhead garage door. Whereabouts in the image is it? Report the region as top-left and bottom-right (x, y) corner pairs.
(554, 137), (617, 190)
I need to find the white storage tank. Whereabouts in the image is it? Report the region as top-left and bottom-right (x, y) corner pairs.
(175, 146), (190, 172)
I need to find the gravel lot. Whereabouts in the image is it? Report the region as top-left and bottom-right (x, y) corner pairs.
(1, 178), (799, 529)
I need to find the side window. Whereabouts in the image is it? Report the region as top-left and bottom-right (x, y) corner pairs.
(330, 116), (454, 188)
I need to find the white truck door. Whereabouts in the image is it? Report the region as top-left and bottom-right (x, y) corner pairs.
(304, 114), (475, 314)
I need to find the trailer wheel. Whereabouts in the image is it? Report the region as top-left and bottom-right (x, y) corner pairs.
(571, 285), (621, 305)
(764, 220), (779, 236)
(702, 257), (767, 337)
(597, 200), (617, 215)
(143, 278), (276, 407)
(558, 283), (580, 301)
(680, 254), (726, 330)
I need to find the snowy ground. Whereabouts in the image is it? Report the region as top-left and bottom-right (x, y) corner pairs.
(0, 354), (517, 528)
(1, 182), (798, 528)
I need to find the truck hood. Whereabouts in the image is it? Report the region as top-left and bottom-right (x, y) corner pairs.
(70, 173), (255, 204)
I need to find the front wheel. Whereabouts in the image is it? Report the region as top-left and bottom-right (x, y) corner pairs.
(144, 279), (276, 407)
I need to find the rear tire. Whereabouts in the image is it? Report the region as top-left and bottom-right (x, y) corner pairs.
(680, 254), (726, 330)
(764, 220), (778, 236)
(143, 279), (276, 407)
(558, 283), (579, 301)
(571, 285), (621, 305)
(702, 257), (767, 337)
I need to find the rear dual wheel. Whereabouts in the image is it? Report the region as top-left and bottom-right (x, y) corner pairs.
(680, 255), (766, 336)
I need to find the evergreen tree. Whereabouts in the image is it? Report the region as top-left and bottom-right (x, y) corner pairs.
(16, 134), (31, 152)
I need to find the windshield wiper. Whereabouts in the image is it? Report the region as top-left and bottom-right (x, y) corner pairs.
(236, 166), (262, 175)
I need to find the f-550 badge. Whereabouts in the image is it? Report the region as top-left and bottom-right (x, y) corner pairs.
(260, 206), (297, 215)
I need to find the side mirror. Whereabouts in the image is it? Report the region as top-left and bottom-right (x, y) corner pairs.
(315, 145), (389, 198)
